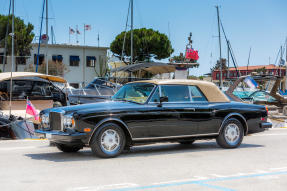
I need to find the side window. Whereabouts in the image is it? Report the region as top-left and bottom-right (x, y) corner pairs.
(161, 85), (190, 102)
(150, 87), (160, 102)
(189, 86), (207, 102)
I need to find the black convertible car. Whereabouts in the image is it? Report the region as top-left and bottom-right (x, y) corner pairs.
(36, 80), (271, 158)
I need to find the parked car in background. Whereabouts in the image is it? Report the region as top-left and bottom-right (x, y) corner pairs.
(0, 72), (68, 139)
(68, 78), (121, 105)
(36, 80), (271, 158)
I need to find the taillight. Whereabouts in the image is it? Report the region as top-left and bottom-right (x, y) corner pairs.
(265, 106), (268, 115)
(261, 117), (265, 121)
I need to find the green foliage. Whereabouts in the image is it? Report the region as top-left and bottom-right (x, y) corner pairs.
(170, 53), (185, 63)
(95, 56), (109, 77)
(25, 60), (68, 77)
(0, 14), (34, 58)
(211, 58), (227, 71)
(110, 28), (173, 62)
(254, 67), (267, 74)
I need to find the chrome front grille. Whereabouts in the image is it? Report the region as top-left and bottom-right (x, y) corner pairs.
(49, 112), (63, 131)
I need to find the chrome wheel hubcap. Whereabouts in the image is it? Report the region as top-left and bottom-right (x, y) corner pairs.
(100, 129), (120, 152)
(224, 123), (240, 145)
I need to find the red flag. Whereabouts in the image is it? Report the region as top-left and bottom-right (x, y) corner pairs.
(69, 27), (75, 34)
(26, 99), (39, 121)
(85, 25), (91, 31)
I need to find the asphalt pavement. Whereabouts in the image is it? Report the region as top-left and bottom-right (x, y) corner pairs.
(0, 128), (287, 191)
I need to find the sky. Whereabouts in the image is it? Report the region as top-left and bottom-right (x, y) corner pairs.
(0, 0), (286, 76)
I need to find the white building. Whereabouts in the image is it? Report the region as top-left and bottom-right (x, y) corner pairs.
(0, 44), (109, 88)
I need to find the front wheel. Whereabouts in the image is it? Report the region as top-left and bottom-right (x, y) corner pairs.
(216, 118), (244, 148)
(90, 123), (126, 158)
(55, 143), (82, 153)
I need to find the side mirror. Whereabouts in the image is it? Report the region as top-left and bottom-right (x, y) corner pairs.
(159, 96), (168, 103)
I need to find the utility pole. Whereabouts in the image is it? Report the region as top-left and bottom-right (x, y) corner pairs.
(130, 0), (133, 66)
(2, 0), (11, 72)
(9, 0), (15, 116)
(216, 5), (223, 89)
(45, 0), (48, 75)
(285, 37), (287, 90)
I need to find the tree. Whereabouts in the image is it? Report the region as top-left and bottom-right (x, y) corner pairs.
(211, 58), (227, 71)
(0, 14), (35, 70)
(95, 55), (109, 77)
(110, 28), (173, 62)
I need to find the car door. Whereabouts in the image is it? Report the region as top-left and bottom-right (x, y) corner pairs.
(126, 86), (178, 139)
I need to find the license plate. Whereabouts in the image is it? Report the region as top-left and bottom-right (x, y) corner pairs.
(46, 134), (52, 139)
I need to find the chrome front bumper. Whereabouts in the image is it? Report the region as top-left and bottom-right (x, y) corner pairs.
(260, 122), (272, 129)
(35, 130), (86, 143)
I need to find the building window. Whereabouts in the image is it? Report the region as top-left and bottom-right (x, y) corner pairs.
(0, 53), (5, 65)
(86, 56), (96, 67)
(70, 55), (80, 66)
(70, 83), (79, 88)
(223, 73), (226, 77)
(34, 54), (45, 65)
(52, 55), (63, 62)
(16, 57), (26, 65)
(216, 73), (219, 79)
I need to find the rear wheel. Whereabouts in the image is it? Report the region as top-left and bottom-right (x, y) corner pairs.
(55, 143), (82, 153)
(216, 118), (244, 148)
(90, 123), (126, 158)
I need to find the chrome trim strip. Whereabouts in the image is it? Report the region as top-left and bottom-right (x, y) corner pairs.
(132, 133), (219, 141)
(88, 118), (133, 144)
(218, 113), (248, 135)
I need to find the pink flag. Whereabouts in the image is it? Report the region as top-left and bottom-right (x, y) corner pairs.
(26, 99), (39, 121)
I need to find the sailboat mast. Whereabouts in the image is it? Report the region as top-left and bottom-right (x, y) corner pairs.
(45, 0), (49, 74)
(247, 47), (251, 75)
(130, 0), (133, 66)
(216, 5), (223, 89)
(9, 0), (15, 116)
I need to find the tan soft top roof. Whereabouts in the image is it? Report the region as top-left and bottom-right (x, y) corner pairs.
(0, 72), (67, 83)
(130, 79), (230, 102)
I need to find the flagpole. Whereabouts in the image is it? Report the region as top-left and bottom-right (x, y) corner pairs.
(69, 27), (70, 44)
(84, 24), (85, 45)
(98, 32), (99, 47)
(25, 96), (28, 121)
(9, 0), (15, 116)
(76, 25), (79, 44)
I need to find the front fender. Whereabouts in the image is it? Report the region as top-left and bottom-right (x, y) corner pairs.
(87, 117), (133, 145)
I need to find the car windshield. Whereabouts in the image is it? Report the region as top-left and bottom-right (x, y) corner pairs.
(112, 83), (155, 104)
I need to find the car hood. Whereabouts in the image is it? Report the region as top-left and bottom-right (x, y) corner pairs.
(41, 101), (141, 115)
